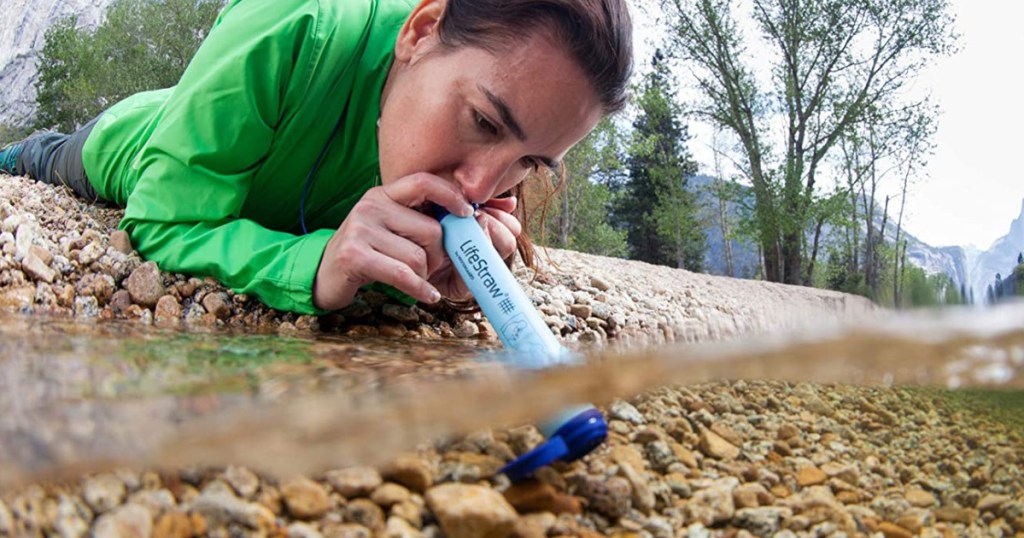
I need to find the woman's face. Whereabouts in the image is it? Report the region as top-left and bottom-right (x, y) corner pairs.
(378, 1), (604, 204)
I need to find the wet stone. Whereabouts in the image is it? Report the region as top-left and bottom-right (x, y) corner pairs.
(155, 295), (182, 324)
(0, 499), (12, 534)
(323, 523), (373, 538)
(371, 483), (411, 508)
(577, 475), (632, 519)
(796, 466), (828, 487)
(383, 455), (434, 493)
(187, 490), (275, 530)
(53, 495), (90, 538)
(503, 479), (581, 515)
(223, 466), (260, 499)
(905, 487), (937, 508)
(151, 510), (193, 532)
(125, 261), (166, 307)
(201, 292), (232, 319)
(109, 289), (132, 315)
(383, 303), (419, 323)
(425, 483), (517, 538)
(110, 230), (132, 254)
(93, 504), (153, 538)
(453, 319), (479, 338)
(287, 522), (324, 538)
(83, 474), (127, 514)
(326, 467), (382, 498)
(281, 476), (331, 520)
(128, 489), (176, 517)
(21, 251), (55, 283)
(344, 499), (386, 533)
(385, 515), (423, 538)
(609, 400), (645, 424)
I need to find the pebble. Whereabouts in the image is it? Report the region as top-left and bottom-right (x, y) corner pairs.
(110, 230), (132, 254)
(187, 490), (275, 530)
(371, 483), (412, 507)
(609, 400), (645, 424)
(383, 455), (434, 493)
(0, 499), (12, 534)
(905, 487), (936, 507)
(153, 510), (194, 538)
(93, 504), (153, 538)
(796, 466), (828, 487)
(124, 261), (166, 307)
(686, 478), (737, 526)
(281, 476), (331, 519)
(385, 515), (424, 538)
(326, 467), (382, 498)
(222, 466), (260, 499)
(83, 474), (127, 514)
(345, 499), (386, 532)
(425, 483), (517, 538)
(502, 479), (581, 514)
(576, 475), (631, 519)
(698, 427), (740, 460)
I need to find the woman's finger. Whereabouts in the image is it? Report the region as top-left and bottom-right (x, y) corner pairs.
(381, 172), (474, 217)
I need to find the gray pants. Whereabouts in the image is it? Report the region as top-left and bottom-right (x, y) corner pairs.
(14, 116), (105, 204)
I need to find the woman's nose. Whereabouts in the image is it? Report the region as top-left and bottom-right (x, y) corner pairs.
(455, 161), (508, 204)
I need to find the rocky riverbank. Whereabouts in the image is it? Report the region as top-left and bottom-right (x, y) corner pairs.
(0, 174), (875, 348)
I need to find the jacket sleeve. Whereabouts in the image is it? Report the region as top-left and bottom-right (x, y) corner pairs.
(119, 0), (335, 315)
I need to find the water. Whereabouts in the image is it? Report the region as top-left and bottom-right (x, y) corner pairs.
(1, 302), (1023, 488)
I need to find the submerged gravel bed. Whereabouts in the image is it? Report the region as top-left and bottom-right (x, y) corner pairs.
(6, 176), (1019, 538)
(1, 381), (1022, 537)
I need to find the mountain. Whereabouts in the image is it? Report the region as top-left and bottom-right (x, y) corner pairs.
(969, 199), (1024, 300)
(0, 0), (114, 128)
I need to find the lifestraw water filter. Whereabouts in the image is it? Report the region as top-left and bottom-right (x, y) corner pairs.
(435, 206), (608, 482)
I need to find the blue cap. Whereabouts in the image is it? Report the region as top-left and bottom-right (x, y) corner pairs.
(499, 407), (608, 482)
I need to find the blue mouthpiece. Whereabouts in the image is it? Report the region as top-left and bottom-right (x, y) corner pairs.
(499, 407), (608, 482)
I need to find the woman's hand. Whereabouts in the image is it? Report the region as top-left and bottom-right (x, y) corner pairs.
(428, 195), (522, 301)
(313, 172), (474, 311)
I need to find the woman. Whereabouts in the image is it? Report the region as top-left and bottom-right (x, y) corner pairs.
(0, 0), (633, 315)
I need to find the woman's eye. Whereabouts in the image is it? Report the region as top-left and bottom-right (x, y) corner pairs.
(520, 158), (541, 172)
(474, 111), (499, 136)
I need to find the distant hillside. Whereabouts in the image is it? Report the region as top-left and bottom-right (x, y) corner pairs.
(692, 174), (972, 291)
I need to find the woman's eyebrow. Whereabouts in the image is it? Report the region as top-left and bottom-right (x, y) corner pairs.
(477, 84), (560, 173)
(478, 84), (527, 142)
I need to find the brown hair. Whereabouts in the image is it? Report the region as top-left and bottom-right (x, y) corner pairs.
(436, 0), (634, 115)
(437, 0), (633, 289)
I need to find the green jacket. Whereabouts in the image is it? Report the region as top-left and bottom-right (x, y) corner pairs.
(82, 0), (415, 314)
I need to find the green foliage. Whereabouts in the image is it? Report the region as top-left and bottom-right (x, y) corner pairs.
(35, 0), (223, 132)
(556, 118), (629, 257)
(663, 0), (957, 284)
(0, 123), (33, 145)
(619, 51), (704, 270)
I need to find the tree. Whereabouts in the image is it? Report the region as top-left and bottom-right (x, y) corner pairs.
(619, 50), (704, 270)
(35, 0), (223, 132)
(554, 117), (629, 257)
(662, 0), (957, 285)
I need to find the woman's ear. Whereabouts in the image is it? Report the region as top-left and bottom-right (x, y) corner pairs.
(394, 0), (445, 64)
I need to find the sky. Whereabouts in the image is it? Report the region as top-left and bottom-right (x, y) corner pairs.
(631, 0), (1024, 250)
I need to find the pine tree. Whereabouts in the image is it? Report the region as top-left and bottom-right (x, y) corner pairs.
(618, 50), (704, 270)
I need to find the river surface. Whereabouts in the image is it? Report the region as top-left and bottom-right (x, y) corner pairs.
(1, 302), (1023, 488)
